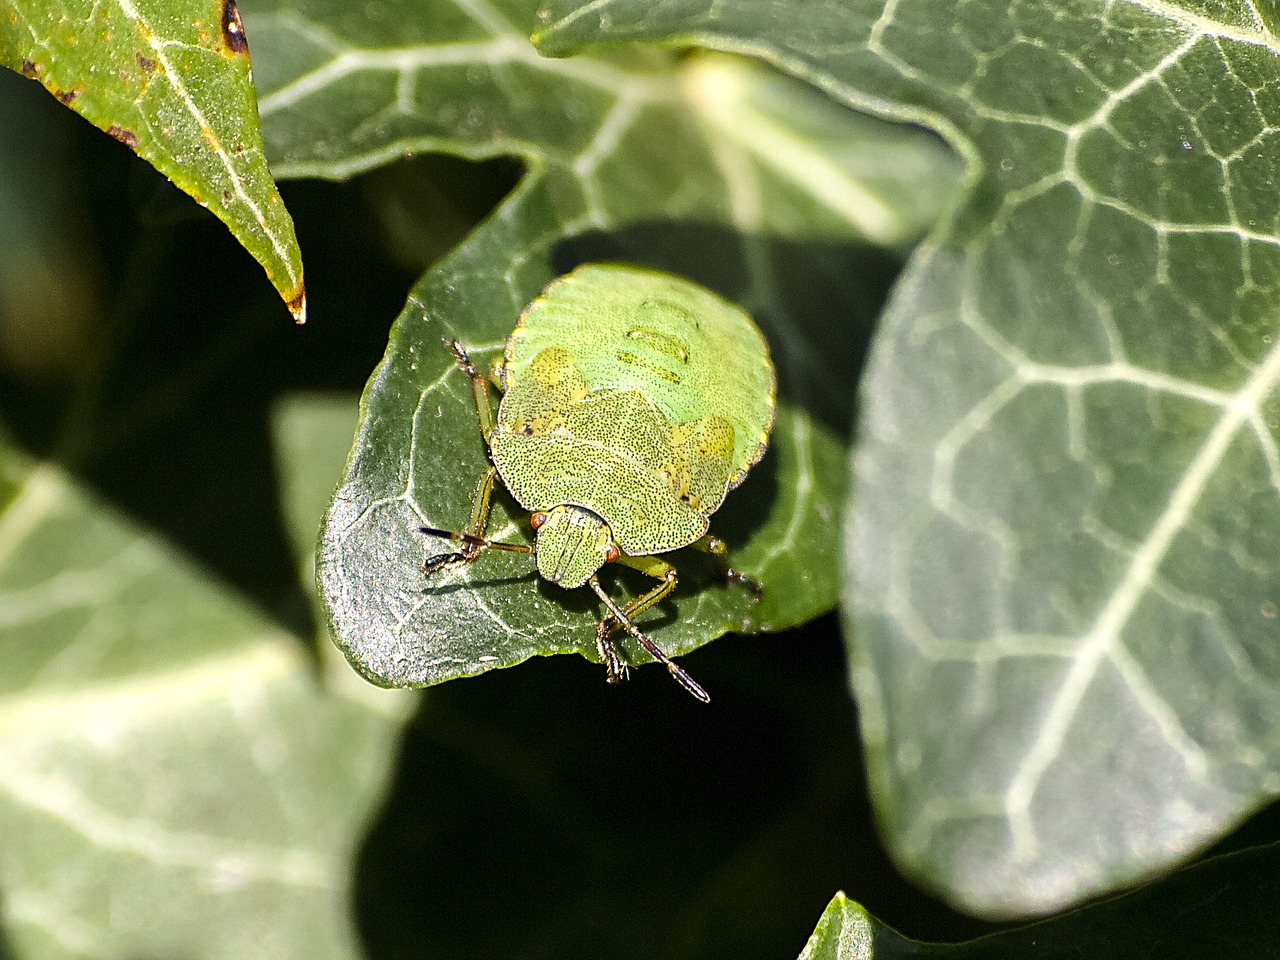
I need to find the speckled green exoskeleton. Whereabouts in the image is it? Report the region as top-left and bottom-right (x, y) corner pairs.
(420, 263), (775, 701)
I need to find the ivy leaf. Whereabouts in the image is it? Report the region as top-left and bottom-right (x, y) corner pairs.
(0, 0), (306, 319)
(796, 892), (875, 960)
(537, 0), (1280, 919)
(0, 405), (409, 959)
(798, 842), (1280, 958)
(243, 0), (958, 690)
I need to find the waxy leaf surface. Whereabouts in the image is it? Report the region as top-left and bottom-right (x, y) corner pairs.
(245, 0), (957, 688)
(538, 0), (1280, 918)
(0, 0), (306, 318)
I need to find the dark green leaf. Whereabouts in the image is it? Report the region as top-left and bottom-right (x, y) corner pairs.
(0, 0), (306, 318)
(245, 0), (958, 690)
(800, 842), (1280, 958)
(538, 0), (1280, 918)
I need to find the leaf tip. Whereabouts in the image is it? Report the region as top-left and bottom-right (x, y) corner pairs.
(288, 286), (307, 324)
(220, 0), (250, 57)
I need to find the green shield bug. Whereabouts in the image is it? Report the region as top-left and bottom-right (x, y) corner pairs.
(420, 263), (775, 701)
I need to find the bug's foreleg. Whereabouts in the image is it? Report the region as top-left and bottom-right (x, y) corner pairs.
(601, 553), (679, 638)
(690, 534), (761, 601)
(587, 568), (709, 704)
(420, 467), (532, 573)
(591, 554), (678, 685)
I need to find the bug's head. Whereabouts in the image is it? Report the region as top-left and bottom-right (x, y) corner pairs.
(530, 506), (619, 589)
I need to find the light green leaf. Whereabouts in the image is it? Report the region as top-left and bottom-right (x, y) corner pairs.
(797, 893), (874, 960)
(245, 0), (957, 692)
(538, 0), (1280, 918)
(0, 0), (306, 319)
(0, 405), (409, 958)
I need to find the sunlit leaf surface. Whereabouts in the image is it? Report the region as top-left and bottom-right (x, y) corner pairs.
(538, 0), (1280, 918)
(0, 0), (306, 317)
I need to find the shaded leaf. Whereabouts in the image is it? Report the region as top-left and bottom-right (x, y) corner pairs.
(0, 0), (306, 318)
(537, 0), (1280, 915)
(0, 401), (409, 958)
(246, 0), (958, 690)
(800, 842), (1280, 958)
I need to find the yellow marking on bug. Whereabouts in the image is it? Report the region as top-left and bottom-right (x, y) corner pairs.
(626, 326), (689, 362)
(616, 352), (682, 384)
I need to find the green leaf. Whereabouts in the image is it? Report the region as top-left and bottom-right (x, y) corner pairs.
(538, 0), (1280, 918)
(0, 405), (410, 958)
(0, 0), (306, 319)
(243, 0), (958, 691)
(799, 842), (1280, 958)
(797, 893), (874, 960)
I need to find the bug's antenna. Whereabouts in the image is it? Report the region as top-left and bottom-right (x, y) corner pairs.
(587, 575), (710, 703)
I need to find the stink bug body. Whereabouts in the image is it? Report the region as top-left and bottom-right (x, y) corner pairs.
(421, 264), (775, 701)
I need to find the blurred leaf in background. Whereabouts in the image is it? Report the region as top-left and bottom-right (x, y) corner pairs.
(801, 840), (1280, 959)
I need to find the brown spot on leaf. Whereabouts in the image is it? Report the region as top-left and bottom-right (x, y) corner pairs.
(56, 87), (81, 104)
(106, 125), (139, 149)
(220, 0), (249, 55)
(20, 59), (38, 77)
(287, 287), (307, 325)
(136, 53), (157, 73)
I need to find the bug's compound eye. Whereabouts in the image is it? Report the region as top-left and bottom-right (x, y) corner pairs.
(604, 543), (620, 563)
(530, 512), (548, 530)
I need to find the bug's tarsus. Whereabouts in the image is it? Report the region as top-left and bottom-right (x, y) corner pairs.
(422, 551), (470, 575)
(446, 339), (498, 439)
(724, 567), (762, 602)
(596, 621), (631, 685)
(445, 338), (479, 377)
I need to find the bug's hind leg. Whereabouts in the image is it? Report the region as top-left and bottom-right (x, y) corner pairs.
(690, 534), (761, 602)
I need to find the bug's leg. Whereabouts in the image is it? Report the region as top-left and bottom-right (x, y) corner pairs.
(595, 628), (628, 687)
(420, 467), (533, 573)
(445, 338), (497, 439)
(592, 554), (678, 682)
(689, 534), (761, 602)
(587, 571), (709, 704)
(601, 553), (679, 637)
